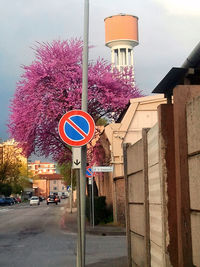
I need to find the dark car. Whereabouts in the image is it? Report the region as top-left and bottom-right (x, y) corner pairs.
(55, 195), (60, 203)
(4, 197), (15, 205)
(0, 198), (6, 206)
(11, 197), (18, 204)
(46, 195), (57, 205)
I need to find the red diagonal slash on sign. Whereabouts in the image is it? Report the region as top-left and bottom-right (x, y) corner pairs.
(86, 166), (94, 177)
(66, 117), (88, 139)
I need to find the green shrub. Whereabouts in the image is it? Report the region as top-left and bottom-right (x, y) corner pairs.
(0, 182), (12, 196)
(86, 196), (113, 225)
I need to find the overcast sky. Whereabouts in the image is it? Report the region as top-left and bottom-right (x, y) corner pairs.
(0, 0), (200, 142)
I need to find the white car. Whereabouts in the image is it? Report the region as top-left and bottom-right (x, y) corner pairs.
(30, 196), (40, 206)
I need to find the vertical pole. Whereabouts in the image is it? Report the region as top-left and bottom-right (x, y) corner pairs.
(76, 169), (82, 267)
(82, 0), (89, 112)
(80, 1), (89, 266)
(92, 177), (95, 228)
(142, 128), (151, 267)
(111, 49), (115, 69)
(70, 168), (73, 213)
(89, 180), (92, 226)
(126, 48), (129, 66)
(80, 147), (86, 266)
(123, 143), (131, 267)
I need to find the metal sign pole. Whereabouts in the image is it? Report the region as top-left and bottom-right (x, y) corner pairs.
(76, 169), (82, 267)
(92, 177), (95, 228)
(70, 168), (73, 214)
(80, 0), (89, 266)
(89, 179), (92, 226)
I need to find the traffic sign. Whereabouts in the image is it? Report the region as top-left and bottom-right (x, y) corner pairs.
(72, 147), (81, 169)
(86, 166), (93, 178)
(92, 166), (113, 172)
(88, 177), (93, 185)
(67, 185), (71, 191)
(58, 110), (95, 147)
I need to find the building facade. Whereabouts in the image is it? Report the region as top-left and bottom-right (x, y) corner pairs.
(28, 160), (56, 175)
(33, 173), (68, 198)
(96, 95), (167, 224)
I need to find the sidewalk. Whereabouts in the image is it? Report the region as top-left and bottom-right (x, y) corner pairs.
(61, 207), (127, 267)
(62, 207), (126, 236)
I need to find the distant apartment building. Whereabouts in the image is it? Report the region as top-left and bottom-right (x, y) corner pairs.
(33, 173), (68, 197)
(28, 160), (56, 175)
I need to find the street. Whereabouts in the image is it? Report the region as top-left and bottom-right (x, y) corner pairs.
(0, 199), (127, 267)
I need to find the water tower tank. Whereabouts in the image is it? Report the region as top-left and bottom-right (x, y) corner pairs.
(104, 14), (139, 73)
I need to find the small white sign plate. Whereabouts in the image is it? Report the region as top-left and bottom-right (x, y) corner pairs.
(92, 166), (113, 172)
(88, 177), (93, 185)
(72, 147), (81, 169)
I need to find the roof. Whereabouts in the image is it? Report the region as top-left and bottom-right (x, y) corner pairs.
(152, 42), (200, 96)
(29, 161), (55, 165)
(116, 94), (165, 123)
(36, 173), (63, 180)
(104, 13), (138, 21)
(152, 67), (188, 97)
(116, 102), (130, 123)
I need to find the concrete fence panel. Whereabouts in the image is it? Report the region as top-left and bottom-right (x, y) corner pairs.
(124, 136), (149, 267)
(147, 123), (165, 267)
(187, 95), (200, 267)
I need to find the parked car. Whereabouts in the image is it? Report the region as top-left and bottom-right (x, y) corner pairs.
(4, 197), (15, 205)
(46, 195), (57, 205)
(0, 197), (6, 206)
(55, 195), (60, 203)
(11, 197), (18, 204)
(61, 192), (69, 199)
(15, 197), (21, 203)
(30, 196), (40, 206)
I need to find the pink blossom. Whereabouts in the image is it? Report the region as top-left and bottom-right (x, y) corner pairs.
(8, 39), (142, 163)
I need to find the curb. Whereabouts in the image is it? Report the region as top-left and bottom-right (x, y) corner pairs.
(63, 208), (126, 236)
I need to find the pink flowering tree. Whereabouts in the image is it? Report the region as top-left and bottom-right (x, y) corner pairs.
(9, 39), (142, 163)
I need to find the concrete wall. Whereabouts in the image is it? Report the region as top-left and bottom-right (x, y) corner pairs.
(124, 104), (178, 267)
(173, 85), (200, 266)
(124, 86), (200, 267)
(187, 95), (200, 267)
(147, 123), (165, 266)
(125, 138), (149, 266)
(158, 105), (178, 267)
(114, 177), (125, 224)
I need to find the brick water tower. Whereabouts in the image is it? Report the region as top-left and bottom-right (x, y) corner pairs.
(104, 14), (139, 75)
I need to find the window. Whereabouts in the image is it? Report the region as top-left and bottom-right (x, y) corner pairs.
(53, 187), (57, 190)
(62, 186), (65, 190)
(53, 180), (56, 184)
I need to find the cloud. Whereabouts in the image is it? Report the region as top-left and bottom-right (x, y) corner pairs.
(1, 0), (200, 142)
(152, 0), (200, 16)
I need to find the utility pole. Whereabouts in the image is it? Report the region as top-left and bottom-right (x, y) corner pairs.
(76, 169), (82, 267)
(80, 0), (89, 266)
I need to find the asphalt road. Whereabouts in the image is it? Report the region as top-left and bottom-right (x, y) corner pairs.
(0, 200), (127, 267)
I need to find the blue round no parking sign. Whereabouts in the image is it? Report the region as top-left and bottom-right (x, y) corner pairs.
(58, 110), (95, 147)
